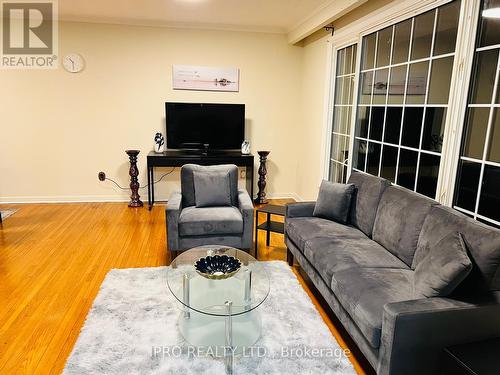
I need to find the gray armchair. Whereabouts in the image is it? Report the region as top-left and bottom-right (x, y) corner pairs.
(166, 164), (254, 256)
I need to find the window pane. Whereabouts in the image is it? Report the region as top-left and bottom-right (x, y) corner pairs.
(373, 68), (389, 104)
(411, 10), (435, 60)
(406, 61), (429, 104)
(388, 65), (407, 104)
(376, 26), (393, 68)
(370, 107), (385, 141)
(330, 161), (340, 182)
(350, 45), (358, 74)
(337, 77), (351, 105)
(428, 57), (454, 104)
(487, 109), (500, 163)
(337, 48), (346, 76)
(392, 19), (411, 64)
(455, 160), (480, 212)
(345, 46), (353, 75)
(353, 139), (367, 170)
(398, 149), (418, 189)
(367, 142), (381, 176)
(385, 107), (403, 144)
(341, 106), (352, 135)
(347, 76), (355, 104)
(381, 145), (398, 182)
(339, 135), (349, 164)
(463, 108), (489, 159)
(362, 33), (377, 70)
(422, 107), (446, 152)
(332, 107), (342, 133)
(330, 133), (340, 160)
(356, 106), (370, 138)
(479, 0), (500, 48)
(335, 76), (344, 104)
(359, 71), (373, 104)
(417, 153), (440, 198)
(433, 0), (460, 56)
(402, 107), (424, 148)
(478, 165), (500, 222)
(471, 49), (498, 104)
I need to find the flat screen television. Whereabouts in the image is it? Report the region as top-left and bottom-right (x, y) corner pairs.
(165, 102), (245, 150)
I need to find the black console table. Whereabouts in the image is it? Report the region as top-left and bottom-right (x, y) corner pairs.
(147, 150), (254, 210)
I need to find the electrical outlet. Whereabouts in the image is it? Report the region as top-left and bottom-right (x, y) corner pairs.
(240, 169), (246, 179)
(98, 172), (106, 181)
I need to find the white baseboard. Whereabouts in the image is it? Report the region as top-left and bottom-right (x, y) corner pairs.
(0, 195), (130, 204)
(0, 192), (304, 204)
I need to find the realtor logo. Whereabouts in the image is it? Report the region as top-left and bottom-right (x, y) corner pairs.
(1, 0), (58, 69)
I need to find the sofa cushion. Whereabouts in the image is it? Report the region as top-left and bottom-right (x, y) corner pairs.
(347, 171), (390, 237)
(414, 232), (472, 298)
(193, 170), (232, 207)
(331, 267), (414, 348)
(414, 205), (500, 292)
(179, 206), (243, 236)
(372, 186), (436, 266)
(285, 217), (366, 251)
(304, 236), (409, 286)
(313, 180), (355, 224)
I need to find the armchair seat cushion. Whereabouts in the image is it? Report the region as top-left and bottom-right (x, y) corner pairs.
(330, 267), (415, 349)
(179, 206), (243, 236)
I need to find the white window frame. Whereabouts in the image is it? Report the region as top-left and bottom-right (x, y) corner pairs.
(322, 0), (481, 206)
(322, 38), (359, 183)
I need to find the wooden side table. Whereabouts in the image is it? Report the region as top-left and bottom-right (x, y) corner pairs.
(254, 204), (285, 256)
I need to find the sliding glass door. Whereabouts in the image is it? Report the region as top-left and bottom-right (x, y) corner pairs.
(328, 44), (357, 183)
(453, 0), (500, 226)
(351, 0), (461, 199)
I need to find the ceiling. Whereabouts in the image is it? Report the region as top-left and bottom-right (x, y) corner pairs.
(58, 0), (332, 34)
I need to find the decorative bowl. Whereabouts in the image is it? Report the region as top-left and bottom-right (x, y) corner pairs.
(195, 255), (241, 280)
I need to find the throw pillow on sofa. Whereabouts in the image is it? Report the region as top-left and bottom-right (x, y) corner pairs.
(414, 232), (473, 298)
(313, 180), (355, 224)
(193, 170), (232, 207)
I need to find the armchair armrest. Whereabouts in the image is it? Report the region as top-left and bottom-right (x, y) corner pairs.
(285, 202), (316, 218)
(238, 188), (254, 250)
(166, 191), (182, 252)
(378, 295), (500, 375)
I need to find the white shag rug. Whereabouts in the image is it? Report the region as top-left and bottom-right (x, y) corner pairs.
(63, 261), (356, 375)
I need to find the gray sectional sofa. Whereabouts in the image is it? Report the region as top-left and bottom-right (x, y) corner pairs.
(285, 172), (500, 375)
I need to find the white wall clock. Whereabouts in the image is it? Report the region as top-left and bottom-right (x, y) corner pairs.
(63, 53), (85, 73)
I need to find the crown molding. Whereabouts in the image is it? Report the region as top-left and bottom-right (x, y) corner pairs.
(287, 0), (367, 44)
(59, 16), (287, 35)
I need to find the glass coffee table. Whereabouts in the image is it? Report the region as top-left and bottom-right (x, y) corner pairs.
(166, 246), (270, 374)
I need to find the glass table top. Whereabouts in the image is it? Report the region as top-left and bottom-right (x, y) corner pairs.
(166, 246), (270, 317)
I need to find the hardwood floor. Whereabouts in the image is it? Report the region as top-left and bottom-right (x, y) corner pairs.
(0, 201), (372, 375)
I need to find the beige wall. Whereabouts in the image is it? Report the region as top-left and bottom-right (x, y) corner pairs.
(0, 22), (302, 202)
(296, 32), (330, 200)
(295, 0), (396, 200)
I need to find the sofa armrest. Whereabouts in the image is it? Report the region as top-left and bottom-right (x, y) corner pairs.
(285, 202), (316, 218)
(378, 295), (500, 375)
(166, 191), (182, 252)
(238, 188), (254, 250)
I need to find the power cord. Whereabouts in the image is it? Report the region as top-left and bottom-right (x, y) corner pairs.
(102, 167), (176, 190)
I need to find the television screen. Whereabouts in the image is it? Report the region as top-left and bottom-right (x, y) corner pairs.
(165, 102), (245, 150)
